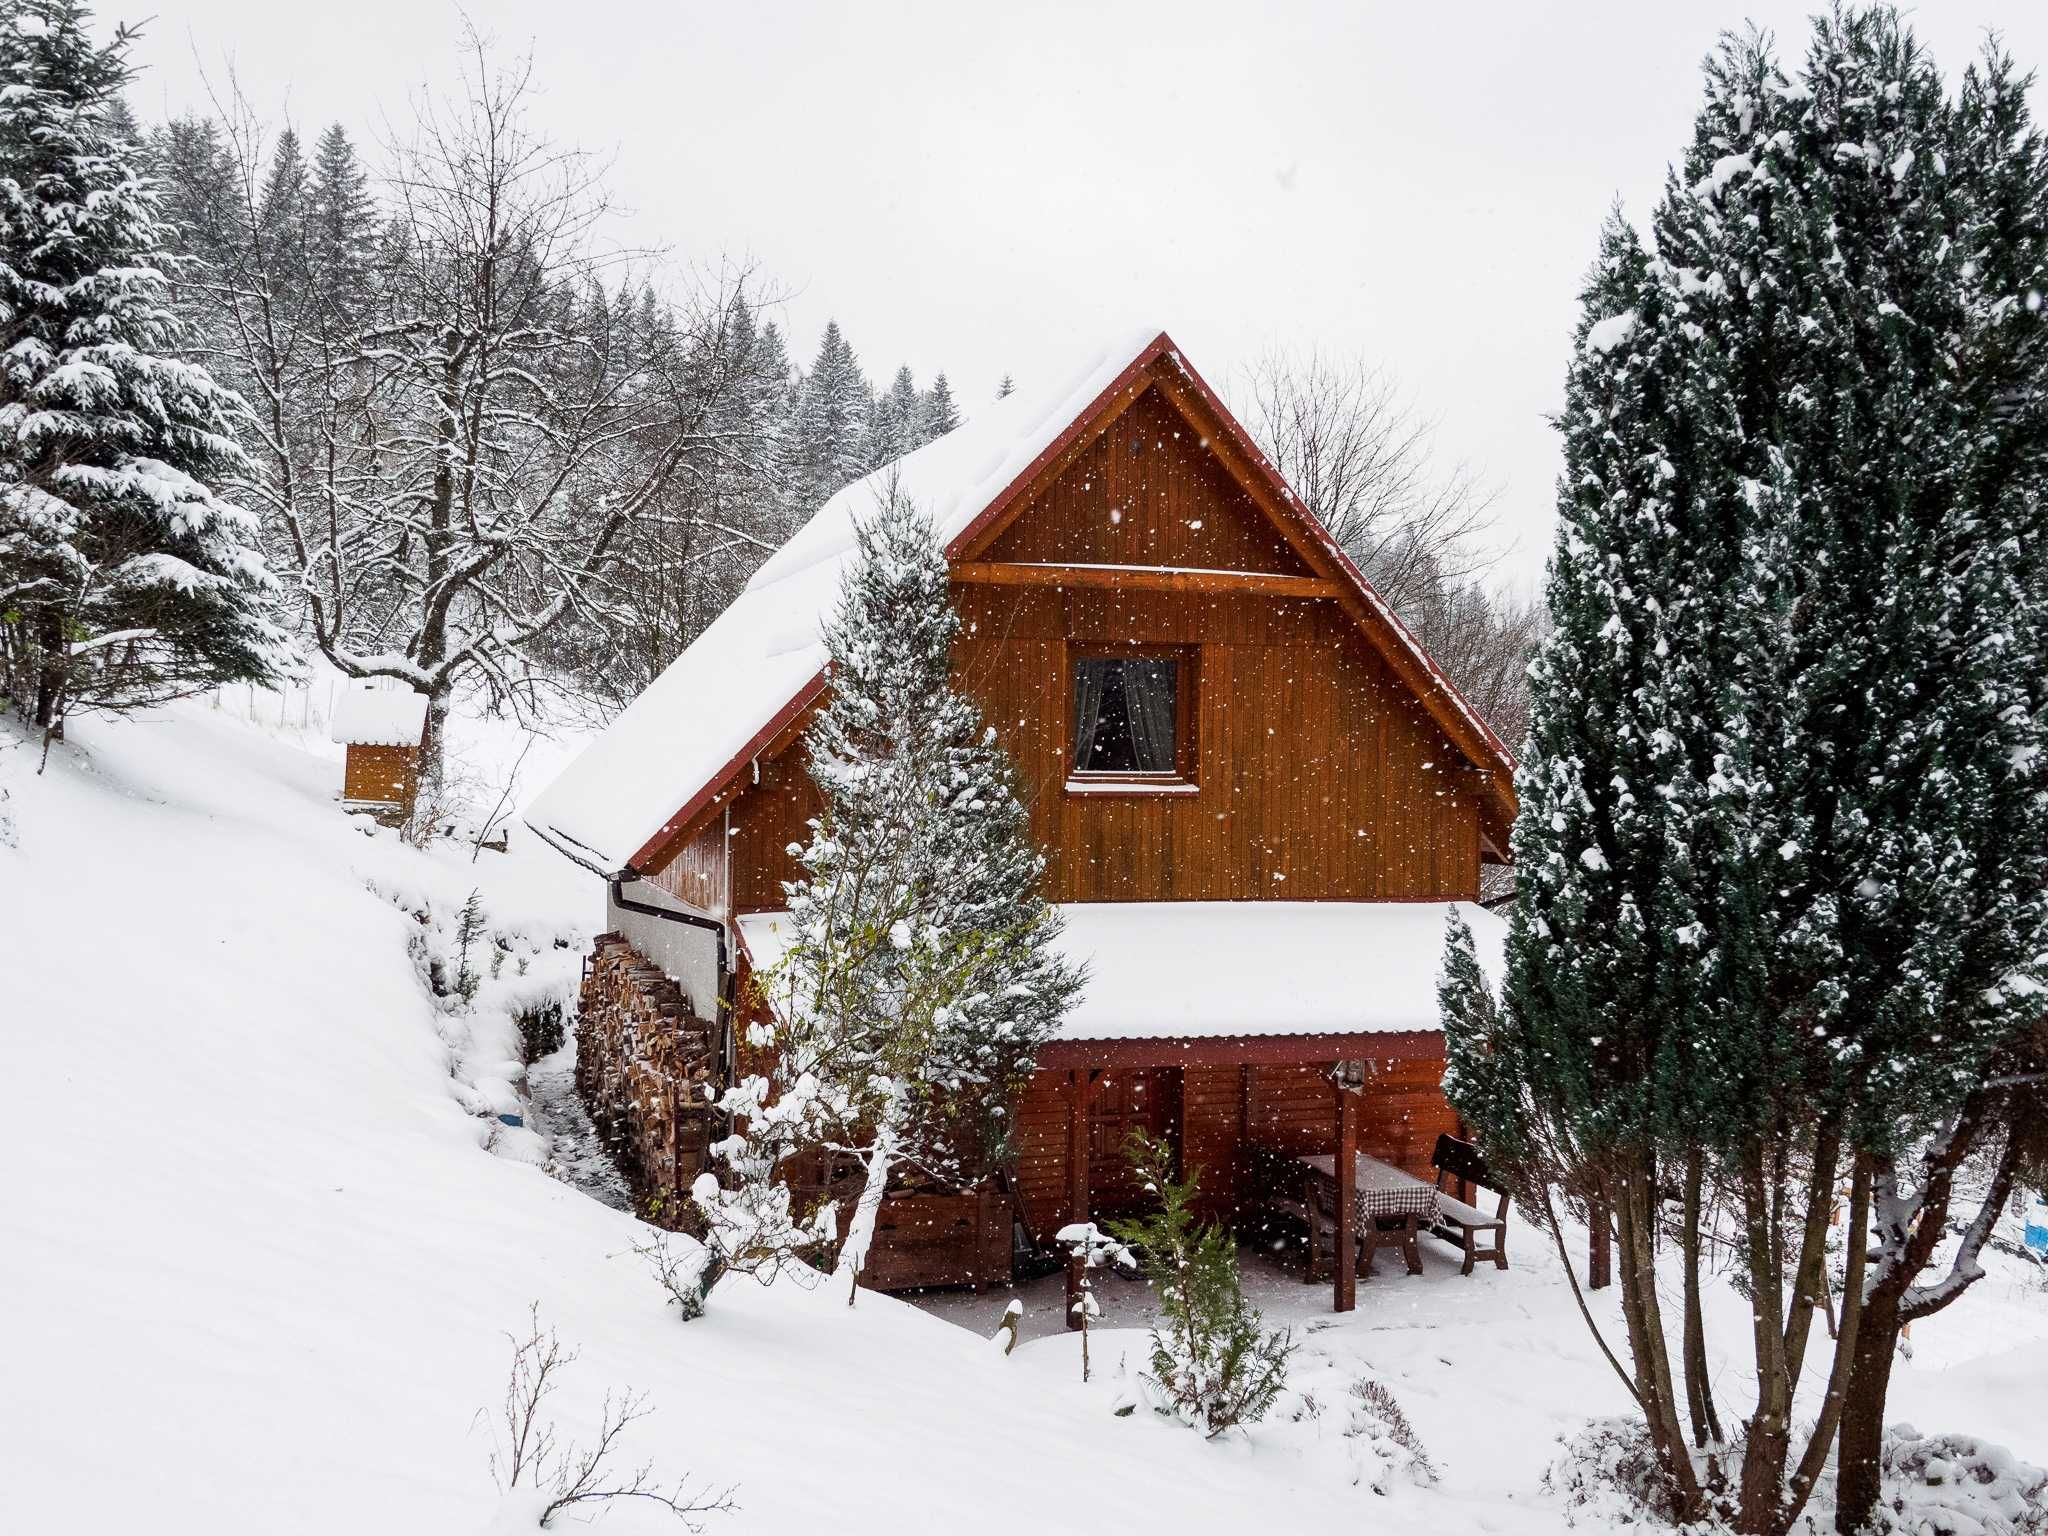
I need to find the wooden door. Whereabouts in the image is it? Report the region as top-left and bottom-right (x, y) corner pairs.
(1086, 1067), (1181, 1216)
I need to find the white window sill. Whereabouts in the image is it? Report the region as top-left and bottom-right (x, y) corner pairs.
(1063, 778), (1201, 797)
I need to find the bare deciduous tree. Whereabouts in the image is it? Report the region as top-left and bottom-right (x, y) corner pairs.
(1240, 346), (1496, 616)
(1238, 347), (1540, 746)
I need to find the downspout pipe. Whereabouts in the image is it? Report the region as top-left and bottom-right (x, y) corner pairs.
(607, 876), (728, 984)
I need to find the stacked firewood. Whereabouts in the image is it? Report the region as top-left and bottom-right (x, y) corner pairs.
(576, 933), (720, 1227)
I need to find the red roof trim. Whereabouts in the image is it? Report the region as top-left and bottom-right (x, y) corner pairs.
(943, 332), (1174, 562)
(1033, 1028), (1443, 1072)
(626, 667), (828, 875)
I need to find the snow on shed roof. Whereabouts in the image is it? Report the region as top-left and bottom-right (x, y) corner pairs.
(524, 326), (1166, 875)
(329, 684), (428, 748)
(736, 901), (1505, 1042)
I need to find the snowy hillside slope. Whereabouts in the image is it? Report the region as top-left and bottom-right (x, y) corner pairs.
(2, 701), (2044, 1534)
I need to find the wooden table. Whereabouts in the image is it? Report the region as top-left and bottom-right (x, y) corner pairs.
(1300, 1152), (1440, 1276)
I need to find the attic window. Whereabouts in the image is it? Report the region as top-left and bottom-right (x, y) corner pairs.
(1068, 649), (1196, 792)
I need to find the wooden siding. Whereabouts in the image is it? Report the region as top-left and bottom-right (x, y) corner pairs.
(702, 383), (1484, 910)
(1010, 1055), (1459, 1245)
(978, 385), (1312, 576)
(342, 743), (417, 808)
(650, 817), (728, 916)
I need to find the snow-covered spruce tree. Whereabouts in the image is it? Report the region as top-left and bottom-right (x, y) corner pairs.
(0, 0), (288, 731)
(702, 487), (1082, 1302)
(920, 371), (960, 440)
(780, 320), (871, 521)
(1808, 28), (2048, 1530)
(862, 362), (920, 470)
(1448, 14), (2048, 1534)
(1650, 19), (2048, 1531)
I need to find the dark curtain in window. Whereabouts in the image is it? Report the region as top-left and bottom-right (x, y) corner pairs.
(1073, 656), (1178, 774)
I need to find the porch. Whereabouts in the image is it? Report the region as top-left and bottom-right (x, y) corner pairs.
(1017, 1034), (1460, 1321)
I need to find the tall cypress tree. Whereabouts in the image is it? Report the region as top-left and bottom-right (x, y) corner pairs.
(0, 0), (289, 728)
(1447, 13), (2048, 1531)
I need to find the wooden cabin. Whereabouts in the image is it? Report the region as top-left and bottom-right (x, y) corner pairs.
(331, 683), (428, 821)
(527, 329), (1516, 1314)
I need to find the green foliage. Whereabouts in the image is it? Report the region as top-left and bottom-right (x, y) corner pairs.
(1107, 1133), (1293, 1438)
(515, 998), (565, 1064)
(453, 889), (486, 1005)
(0, 0), (290, 724)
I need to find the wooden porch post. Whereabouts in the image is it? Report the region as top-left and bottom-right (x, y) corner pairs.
(1065, 1069), (1099, 1330)
(1333, 1068), (1359, 1313)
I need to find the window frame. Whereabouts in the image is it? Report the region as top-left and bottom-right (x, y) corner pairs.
(1062, 642), (1200, 796)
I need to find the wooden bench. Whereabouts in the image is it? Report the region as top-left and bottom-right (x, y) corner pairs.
(1430, 1133), (1509, 1275)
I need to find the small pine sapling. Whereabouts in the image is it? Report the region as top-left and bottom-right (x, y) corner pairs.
(454, 889), (486, 1005)
(1108, 1133), (1294, 1437)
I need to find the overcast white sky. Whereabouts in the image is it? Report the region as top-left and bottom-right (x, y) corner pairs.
(126, 1), (2048, 594)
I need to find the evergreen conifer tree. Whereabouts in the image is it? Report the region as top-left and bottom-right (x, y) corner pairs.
(305, 123), (374, 304)
(750, 488), (1083, 1295)
(1445, 14), (2048, 1531)
(0, 0), (289, 729)
(920, 371), (960, 440)
(863, 362), (919, 468)
(783, 320), (871, 518)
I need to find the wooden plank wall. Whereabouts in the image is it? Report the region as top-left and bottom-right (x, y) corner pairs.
(1009, 1057), (1458, 1246)
(650, 817), (728, 915)
(343, 743), (417, 807)
(697, 382), (1483, 912)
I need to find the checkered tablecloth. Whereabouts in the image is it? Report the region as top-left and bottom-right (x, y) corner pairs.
(1300, 1153), (1441, 1224)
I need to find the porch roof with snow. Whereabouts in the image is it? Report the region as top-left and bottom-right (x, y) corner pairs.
(734, 901), (1505, 1068)
(525, 328), (1516, 879)
(329, 684), (429, 749)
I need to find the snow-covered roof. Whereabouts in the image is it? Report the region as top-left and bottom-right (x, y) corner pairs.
(329, 684), (428, 748)
(736, 901), (1505, 1042)
(525, 327), (1166, 874)
(525, 325), (1515, 878)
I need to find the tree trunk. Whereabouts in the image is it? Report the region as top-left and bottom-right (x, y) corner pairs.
(32, 608), (65, 730)
(1737, 1139), (1793, 1535)
(1614, 1157), (1705, 1519)
(1680, 1148), (1724, 1451)
(838, 1104), (902, 1305)
(1788, 1152), (1868, 1526)
(1835, 1285), (1900, 1534)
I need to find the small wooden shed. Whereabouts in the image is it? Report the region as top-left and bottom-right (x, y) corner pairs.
(331, 683), (429, 820)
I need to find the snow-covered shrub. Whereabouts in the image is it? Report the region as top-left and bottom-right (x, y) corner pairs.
(636, 1233), (726, 1323)
(1109, 1133), (1293, 1438)
(1545, 1418), (2048, 1535)
(1343, 1378), (1437, 1495)
(1870, 1426), (2048, 1536)
(1544, 1418), (1689, 1527)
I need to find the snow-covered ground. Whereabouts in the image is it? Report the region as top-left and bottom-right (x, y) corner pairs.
(2, 696), (2043, 1533)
